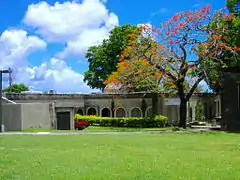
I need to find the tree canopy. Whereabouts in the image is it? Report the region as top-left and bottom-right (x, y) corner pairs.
(84, 24), (140, 91)
(202, 2), (240, 92)
(3, 84), (29, 93)
(227, 0), (240, 15)
(105, 5), (239, 128)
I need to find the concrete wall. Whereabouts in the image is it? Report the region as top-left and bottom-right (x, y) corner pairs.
(221, 68), (240, 131)
(84, 97), (164, 117)
(4, 93), (84, 108)
(2, 92), (220, 130)
(164, 105), (179, 125)
(3, 104), (22, 131)
(21, 103), (51, 129)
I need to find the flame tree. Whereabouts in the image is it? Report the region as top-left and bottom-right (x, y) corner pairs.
(203, 2), (240, 92)
(105, 5), (239, 128)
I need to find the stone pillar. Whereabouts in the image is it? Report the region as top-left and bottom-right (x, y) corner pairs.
(49, 102), (56, 129)
(186, 101), (189, 123)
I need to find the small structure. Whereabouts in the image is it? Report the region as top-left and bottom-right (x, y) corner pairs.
(1, 92), (220, 131)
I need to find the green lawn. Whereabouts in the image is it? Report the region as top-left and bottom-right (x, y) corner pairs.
(23, 126), (173, 132)
(1, 132), (240, 180)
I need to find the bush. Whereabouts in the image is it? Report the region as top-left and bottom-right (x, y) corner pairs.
(74, 115), (168, 128)
(195, 100), (205, 121)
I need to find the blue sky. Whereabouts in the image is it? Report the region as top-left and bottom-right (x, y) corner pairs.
(0, 0), (227, 93)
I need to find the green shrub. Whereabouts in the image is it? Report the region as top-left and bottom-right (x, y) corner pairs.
(172, 127), (181, 131)
(74, 115), (168, 128)
(195, 100), (205, 121)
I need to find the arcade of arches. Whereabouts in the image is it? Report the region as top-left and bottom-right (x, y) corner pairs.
(75, 107), (155, 118)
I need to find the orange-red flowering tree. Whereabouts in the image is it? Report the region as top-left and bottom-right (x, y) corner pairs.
(105, 5), (239, 128)
(202, 4), (240, 92)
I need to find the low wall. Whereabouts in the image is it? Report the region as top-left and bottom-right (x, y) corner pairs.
(21, 103), (51, 129)
(3, 104), (22, 131)
(2, 103), (52, 131)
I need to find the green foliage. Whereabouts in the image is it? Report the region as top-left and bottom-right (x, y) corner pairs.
(202, 10), (240, 92)
(227, 0), (240, 15)
(195, 100), (205, 122)
(74, 115), (168, 128)
(3, 84), (29, 93)
(84, 24), (139, 91)
(172, 127), (185, 131)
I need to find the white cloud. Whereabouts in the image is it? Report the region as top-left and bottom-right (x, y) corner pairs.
(0, 0), (120, 93)
(21, 58), (99, 93)
(23, 0), (119, 58)
(57, 27), (109, 58)
(0, 29), (46, 70)
(0, 29), (99, 93)
(137, 23), (155, 39)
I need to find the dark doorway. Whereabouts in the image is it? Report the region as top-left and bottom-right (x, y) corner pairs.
(87, 108), (97, 116)
(102, 108), (111, 117)
(56, 112), (71, 130)
(77, 109), (84, 115)
(189, 107), (193, 121)
(115, 108), (126, 117)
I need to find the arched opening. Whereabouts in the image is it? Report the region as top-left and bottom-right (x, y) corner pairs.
(115, 108), (126, 117)
(77, 109), (84, 115)
(131, 108), (142, 117)
(87, 108), (97, 116)
(145, 107), (152, 117)
(101, 108), (111, 117)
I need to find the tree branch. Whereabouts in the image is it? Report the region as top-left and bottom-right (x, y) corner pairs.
(186, 74), (204, 101)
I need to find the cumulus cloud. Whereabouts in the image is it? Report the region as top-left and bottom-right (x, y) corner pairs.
(0, 29), (101, 93)
(0, 29), (99, 93)
(0, 29), (46, 71)
(57, 27), (109, 58)
(23, 0), (119, 58)
(0, 0), (120, 93)
(21, 58), (99, 93)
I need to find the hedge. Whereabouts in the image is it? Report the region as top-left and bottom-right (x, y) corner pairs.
(74, 114), (168, 128)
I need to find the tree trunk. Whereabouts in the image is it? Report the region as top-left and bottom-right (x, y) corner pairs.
(179, 99), (187, 128)
(141, 99), (147, 118)
(152, 93), (158, 116)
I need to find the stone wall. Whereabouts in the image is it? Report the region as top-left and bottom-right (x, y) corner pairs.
(21, 103), (52, 129)
(3, 92), (220, 128)
(221, 67), (240, 131)
(2, 103), (53, 131)
(3, 104), (22, 131)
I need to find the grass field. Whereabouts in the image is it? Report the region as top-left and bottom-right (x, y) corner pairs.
(1, 132), (240, 180)
(23, 126), (173, 132)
